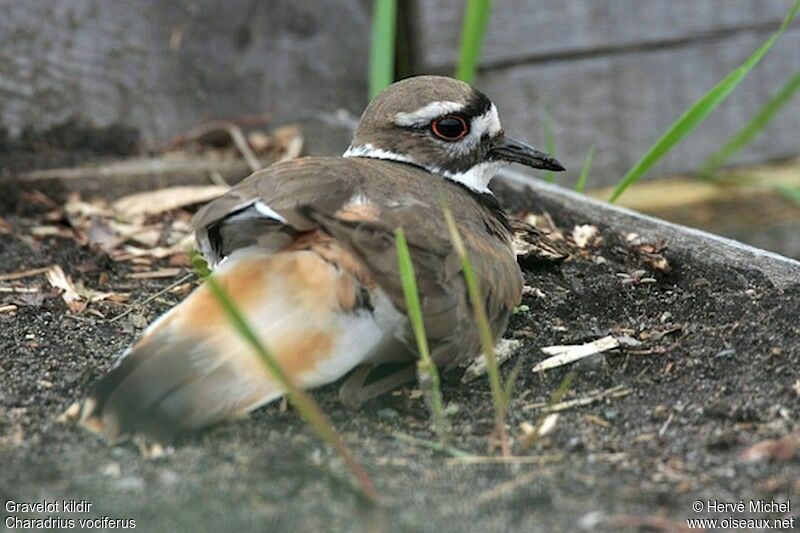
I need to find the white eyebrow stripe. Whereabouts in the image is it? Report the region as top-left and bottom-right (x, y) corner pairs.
(394, 101), (465, 127)
(472, 104), (501, 137)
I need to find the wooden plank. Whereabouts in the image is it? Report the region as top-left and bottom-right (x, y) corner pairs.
(0, 157), (253, 198)
(474, 28), (800, 186)
(413, 0), (797, 69)
(497, 172), (800, 290)
(0, 0), (369, 144)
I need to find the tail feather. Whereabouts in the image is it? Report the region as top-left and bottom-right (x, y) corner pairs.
(82, 247), (386, 443)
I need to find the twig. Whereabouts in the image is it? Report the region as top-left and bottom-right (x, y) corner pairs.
(0, 266), (54, 282)
(446, 454), (565, 465)
(474, 470), (541, 506)
(108, 273), (195, 323)
(393, 432), (473, 458)
(0, 286), (39, 293)
(209, 170), (230, 188)
(164, 112), (271, 150)
(225, 123), (262, 172)
(532, 335), (620, 372)
(128, 268), (183, 279)
(541, 386), (631, 414)
(658, 413), (674, 437)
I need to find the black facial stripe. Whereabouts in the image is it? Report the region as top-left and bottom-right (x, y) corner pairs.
(461, 89), (492, 118)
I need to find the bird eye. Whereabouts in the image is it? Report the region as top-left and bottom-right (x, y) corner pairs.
(431, 115), (469, 141)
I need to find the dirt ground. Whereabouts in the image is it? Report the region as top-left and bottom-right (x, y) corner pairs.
(1, 181), (799, 532)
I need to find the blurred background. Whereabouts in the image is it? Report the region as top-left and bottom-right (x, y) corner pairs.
(1, 0), (799, 256)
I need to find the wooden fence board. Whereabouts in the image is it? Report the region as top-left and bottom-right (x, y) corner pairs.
(474, 28), (800, 185)
(413, 0), (797, 69)
(0, 0), (370, 144)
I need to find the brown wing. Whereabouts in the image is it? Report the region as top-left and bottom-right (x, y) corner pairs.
(192, 157), (359, 264)
(299, 162), (523, 368)
(193, 156), (523, 368)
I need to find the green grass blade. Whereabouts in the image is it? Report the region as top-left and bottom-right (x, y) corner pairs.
(501, 358), (524, 407)
(701, 72), (800, 176)
(395, 228), (449, 440)
(190, 249), (211, 279)
(609, 0), (800, 203)
(455, 0), (493, 83)
(394, 432), (474, 458)
(441, 204), (510, 456)
(205, 275), (380, 504)
(369, 0), (397, 99)
(574, 145), (595, 193)
(541, 106), (557, 183)
(775, 184), (800, 206)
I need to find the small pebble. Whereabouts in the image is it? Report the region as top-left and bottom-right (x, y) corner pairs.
(157, 469), (181, 487)
(715, 348), (736, 359)
(102, 462), (121, 478)
(115, 476), (145, 492)
(377, 408), (399, 420)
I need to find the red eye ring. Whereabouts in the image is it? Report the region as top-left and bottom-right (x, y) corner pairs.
(431, 115), (469, 141)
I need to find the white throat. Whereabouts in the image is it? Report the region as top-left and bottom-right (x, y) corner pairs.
(343, 143), (505, 194)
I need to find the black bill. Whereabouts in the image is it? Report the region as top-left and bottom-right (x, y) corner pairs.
(489, 137), (565, 171)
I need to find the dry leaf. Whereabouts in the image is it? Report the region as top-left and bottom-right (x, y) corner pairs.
(87, 216), (120, 251)
(510, 218), (568, 261)
(273, 125), (304, 162)
(462, 339), (521, 383)
(57, 402), (82, 423)
(128, 268), (183, 279)
(127, 227), (162, 248)
(739, 434), (800, 463)
(112, 185), (228, 217)
(0, 216), (11, 234)
(0, 266), (53, 282)
(571, 224), (603, 249)
(46, 266), (84, 312)
(20, 190), (57, 208)
(167, 253), (192, 267)
(29, 225), (74, 239)
(521, 212), (565, 241)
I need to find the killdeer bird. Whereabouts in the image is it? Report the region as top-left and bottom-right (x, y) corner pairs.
(82, 75), (564, 443)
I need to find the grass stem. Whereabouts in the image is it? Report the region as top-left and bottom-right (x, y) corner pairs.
(574, 145), (595, 193)
(369, 0), (397, 99)
(441, 204), (511, 456)
(455, 0), (493, 83)
(395, 228), (450, 441)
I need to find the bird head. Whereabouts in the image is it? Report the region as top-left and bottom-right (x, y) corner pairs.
(345, 75), (564, 193)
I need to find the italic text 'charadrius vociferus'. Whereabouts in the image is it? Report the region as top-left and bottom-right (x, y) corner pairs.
(81, 75), (564, 443)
